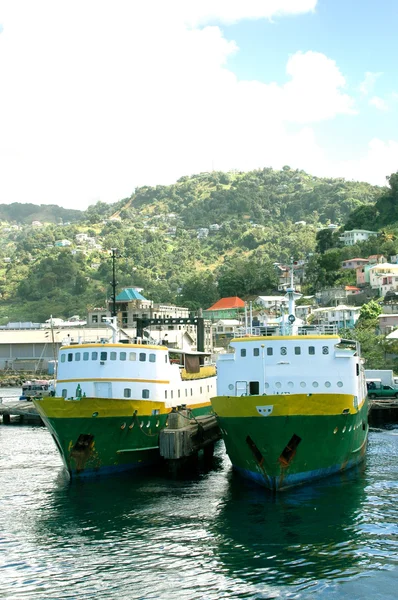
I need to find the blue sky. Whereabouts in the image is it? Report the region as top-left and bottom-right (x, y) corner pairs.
(0, 0), (397, 209)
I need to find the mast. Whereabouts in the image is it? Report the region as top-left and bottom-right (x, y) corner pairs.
(284, 257), (302, 335)
(110, 248), (119, 318)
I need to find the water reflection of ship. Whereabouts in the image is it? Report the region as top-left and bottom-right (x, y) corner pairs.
(210, 464), (367, 592)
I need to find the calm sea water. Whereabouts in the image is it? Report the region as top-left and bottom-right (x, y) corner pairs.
(1, 389), (398, 599)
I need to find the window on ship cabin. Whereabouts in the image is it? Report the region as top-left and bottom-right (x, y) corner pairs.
(165, 390), (167, 399)
(68, 353), (73, 362)
(249, 381), (260, 395)
(253, 348), (259, 357)
(139, 353), (146, 362)
(83, 352), (89, 361)
(62, 389), (67, 398)
(110, 352), (117, 360)
(240, 349), (247, 357)
(281, 347), (287, 355)
(149, 354), (156, 362)
(267, 348), (273, 356)
(178, 390), (180, 398)
(322, 346), (329, 354)
(120, 352), (126, 361)
(100, 352), (107, 361)
(124, 388), (131, 398)
(61, 354), (66, 363)
(92, 315), (98, 323)
(92, 352), (98, 360)
(129, 352), (136, 361)
(171, 390), (173, 399)
(142, 389), (150, 399)
(75, 352), (81, 361)
(294, 347), (301, 355)
(308, 346), (315, 355)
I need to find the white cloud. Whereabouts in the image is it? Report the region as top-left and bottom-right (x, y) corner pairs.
(178, 0), (318, 26)
(0, 0), (393, 210)
(369, 96), (388, 111)
(335, 139), (398, 186)
(359, 71), (382, 95)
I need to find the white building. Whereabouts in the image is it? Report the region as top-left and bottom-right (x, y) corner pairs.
(255, 296), (286, 310)
(311, 305), (361, 329)
(368, 263), (398, 296)
(197, 228), (209, 239)
(339, 229), (377, 246)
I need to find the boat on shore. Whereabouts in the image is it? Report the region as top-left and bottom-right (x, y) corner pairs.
(211, 276), (368, 491)
(34, 318), (216, 478)
(19, 379), (54, 401)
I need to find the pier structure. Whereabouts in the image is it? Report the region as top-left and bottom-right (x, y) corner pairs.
(0, 398), (42, 424)
(159, 406), (221, 466)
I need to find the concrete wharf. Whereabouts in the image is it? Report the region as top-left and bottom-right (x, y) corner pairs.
(0, 398), (42, 424)
(368, 398), (398, 427)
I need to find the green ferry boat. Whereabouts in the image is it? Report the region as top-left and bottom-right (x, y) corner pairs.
(211, 282), (368, 491)
(34, 319), (216, 478)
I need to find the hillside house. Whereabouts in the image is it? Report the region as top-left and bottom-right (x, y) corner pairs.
(197, 228), (209, 239)
(339, 229), (377, 246)
(378, 313), (398, 334)
(204, 297), (245, 321)
(54, 239), (72, 247)
(341, 258), (369, 269)
(368, 263), (398, 296)
(254, 296), (286, 310)
(311, 305), (360, 329)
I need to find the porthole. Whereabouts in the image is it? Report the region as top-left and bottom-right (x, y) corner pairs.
(156, 420), (160, 428)
(228, 384), (234, 390)
(322, 346), (329, 355)
(312, 381), (319, 388)
(300, 382), (306, 388)
(348, 426), (352, 432)
(146, 421), (150, 428)
(281, 347), (287, 356)
(275, 382), (282, 389)
(287, 381), (294, 388)
(264, 382), (270, 389)
(333, 427), (338, 434)
(342, 426), (346, 433)
(325, 381), (331, 388)
(337, 381), (343, 387)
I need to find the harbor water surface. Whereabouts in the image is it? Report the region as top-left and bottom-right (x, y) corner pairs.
(1, 391), (398, 599)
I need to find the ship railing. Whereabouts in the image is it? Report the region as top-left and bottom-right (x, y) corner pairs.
(232, 324), (338, 338)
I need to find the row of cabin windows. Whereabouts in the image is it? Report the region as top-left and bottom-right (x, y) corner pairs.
(60, 351), (163, 363)
(61, 384), (215, 399)
(244, 380), (344, 394)
(240, 346), (329, 357)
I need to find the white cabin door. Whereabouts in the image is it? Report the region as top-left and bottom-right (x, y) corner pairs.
(235, 381), (248, 396)
(94, 382), (112, 398)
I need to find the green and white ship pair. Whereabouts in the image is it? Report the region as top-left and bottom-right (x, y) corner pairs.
(36, 283), (368, 490)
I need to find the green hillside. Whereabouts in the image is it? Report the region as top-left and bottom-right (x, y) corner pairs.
(0, 167), (391, 322)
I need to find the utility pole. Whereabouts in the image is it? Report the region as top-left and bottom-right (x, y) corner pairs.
(110, 248), (119, 318)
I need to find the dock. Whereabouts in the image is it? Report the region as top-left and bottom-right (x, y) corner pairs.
(368, 398), (398, 427)
(0, 398), (42, 424)
(159, 407), (221, 466)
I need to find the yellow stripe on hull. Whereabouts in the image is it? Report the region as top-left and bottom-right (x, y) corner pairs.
(35, 396), (211, 419)
(211, 393), (365, 418)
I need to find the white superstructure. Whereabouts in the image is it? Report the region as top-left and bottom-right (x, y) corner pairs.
(216, 334), (367, 403)
(56, 343), (216, 407)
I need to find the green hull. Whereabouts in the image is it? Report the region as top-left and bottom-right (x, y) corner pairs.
(215, 398), (368, 491)
(35, 397), (212, 478)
